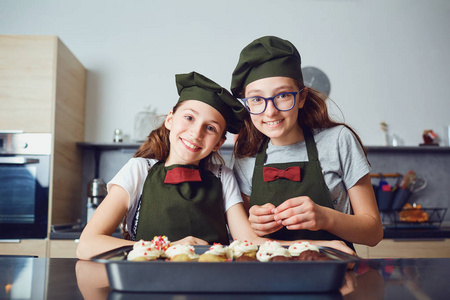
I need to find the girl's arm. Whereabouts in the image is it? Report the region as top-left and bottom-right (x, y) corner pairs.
(274, 174), (383, 246)
(77, 184), (209, 259)
(328, 174), (383, 246)
(77, 185), (135, 260)
(226, 203), (268, 244)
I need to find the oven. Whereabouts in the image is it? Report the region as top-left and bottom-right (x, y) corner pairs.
(0, 132), (51, 239)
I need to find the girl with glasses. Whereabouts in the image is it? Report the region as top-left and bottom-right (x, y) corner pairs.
(231, 36), (383, 250)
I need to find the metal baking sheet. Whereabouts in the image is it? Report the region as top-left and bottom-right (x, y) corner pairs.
(92, 245), (358, 293)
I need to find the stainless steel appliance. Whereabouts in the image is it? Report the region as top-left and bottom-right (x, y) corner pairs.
(86, 177), (107, 222)
(0, 132), (51, 239)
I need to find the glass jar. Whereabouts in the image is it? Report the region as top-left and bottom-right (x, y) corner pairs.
(134, 106), (157, 142)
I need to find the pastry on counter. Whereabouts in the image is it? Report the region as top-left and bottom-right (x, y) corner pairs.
(399, 203), (429, 223)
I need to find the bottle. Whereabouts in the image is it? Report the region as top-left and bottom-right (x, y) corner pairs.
(113, 128), (123, 143)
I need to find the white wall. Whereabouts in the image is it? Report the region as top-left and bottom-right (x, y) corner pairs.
(1, 0), (449, 146)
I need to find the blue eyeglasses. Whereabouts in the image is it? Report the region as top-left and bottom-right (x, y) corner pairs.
(240, 88), (304, 115)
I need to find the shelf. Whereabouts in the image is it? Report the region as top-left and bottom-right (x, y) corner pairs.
(76, 142), (235, 152)
(366, 145), (450, 154)
(76, 142), (142, 150)
(77, 142), (449, 152)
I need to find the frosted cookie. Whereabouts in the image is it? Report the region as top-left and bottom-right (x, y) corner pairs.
(229, 240), (258, 261)
(127, 239), (164, 261)
(149, 235), (172, 257)
(256, 240), (291, 262)
(165, 243), (200, 262)
(198, 243), (232, 262)
(288, 241), (319, 259)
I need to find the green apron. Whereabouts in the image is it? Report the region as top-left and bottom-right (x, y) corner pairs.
(250, 127), (354, 249)
(134, 162), (229, 244)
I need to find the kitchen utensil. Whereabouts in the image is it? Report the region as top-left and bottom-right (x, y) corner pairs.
(391, 188), (412, 210)
(400, 170), (416, 190)
(410, 177), (427, 193)
(88, 178), (107, 206)
(376, 174), (401, 211)
(87, 178), (107, 222)
(391, 171), (427, 210)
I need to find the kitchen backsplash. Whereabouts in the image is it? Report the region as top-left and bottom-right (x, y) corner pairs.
(79, 145), (450, 225)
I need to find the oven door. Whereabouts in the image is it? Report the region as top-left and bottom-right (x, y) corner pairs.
(0, 155), (50, 239)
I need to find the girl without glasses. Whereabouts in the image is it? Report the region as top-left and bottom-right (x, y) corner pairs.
(231, 36), (383, 250)
(77, 71), (354, 259)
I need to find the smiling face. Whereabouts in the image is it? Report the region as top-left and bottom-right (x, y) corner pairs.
(164, 100), (226, 166)
(245, 77), (307, 146)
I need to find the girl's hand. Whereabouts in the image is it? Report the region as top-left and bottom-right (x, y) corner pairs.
(172, 236), (208, 245)
(248, 203), (283, 236)
(273, 196), (328, 231)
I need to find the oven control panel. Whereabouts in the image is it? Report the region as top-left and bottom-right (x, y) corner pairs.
(0, 132), (51, 155)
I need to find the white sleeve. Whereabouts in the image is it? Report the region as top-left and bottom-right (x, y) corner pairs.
(220, 165), (244, 212)
(107, 158), (156, 209)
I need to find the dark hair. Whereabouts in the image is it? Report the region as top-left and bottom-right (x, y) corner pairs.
(233, 82), (368, 159)
(134, 101), (226, 168)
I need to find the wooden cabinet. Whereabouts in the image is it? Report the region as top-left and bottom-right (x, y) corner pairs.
(0, 240), (48, 258)
(355, 239), (450, 259)
(49, 240), (79, 258)
(0, 239), (79, 258)
(0, 35), (86, 228)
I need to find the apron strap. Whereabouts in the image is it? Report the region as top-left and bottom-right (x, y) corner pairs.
(302, 127), (319, 162)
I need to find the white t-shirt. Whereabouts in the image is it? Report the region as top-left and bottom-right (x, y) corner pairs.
(233, 125), (371, 215)
(108, 158), (243, 236)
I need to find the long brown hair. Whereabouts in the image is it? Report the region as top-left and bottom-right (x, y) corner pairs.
(234, 83), (367, 159)
(134, 101), (226, 168)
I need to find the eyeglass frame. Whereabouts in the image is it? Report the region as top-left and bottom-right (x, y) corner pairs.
(240, 88), (305, 115)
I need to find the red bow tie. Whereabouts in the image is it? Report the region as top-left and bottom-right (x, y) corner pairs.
(263, 166), (301, 182)
(164, 167), (202, 184)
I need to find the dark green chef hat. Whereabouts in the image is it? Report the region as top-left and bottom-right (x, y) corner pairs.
(176, 71), (246, 134)
(231, 36), (304, 97)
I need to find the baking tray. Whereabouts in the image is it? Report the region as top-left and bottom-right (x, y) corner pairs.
(92, 245), (359, 293)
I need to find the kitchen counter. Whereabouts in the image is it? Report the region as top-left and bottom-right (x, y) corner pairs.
(50, 227), (122, 240)
(1, 256), (450, 299)
(383, 226), (450, 239)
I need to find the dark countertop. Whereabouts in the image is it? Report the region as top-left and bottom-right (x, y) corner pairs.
(1, 256), (450, 299)
(383, 226), (450, 239)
